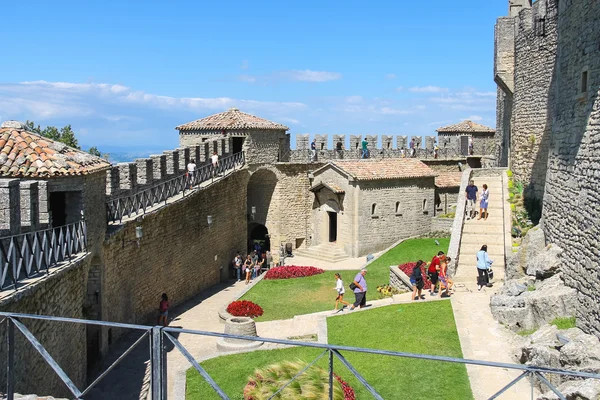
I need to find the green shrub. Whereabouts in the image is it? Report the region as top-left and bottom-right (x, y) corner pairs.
(510, 204), (516, 212)
(507, 170), (513, 177)
(508, 180), (514, 189)
(517, 328), (538, 336)
(438, 212), (455, 219)
(527, 285), (536, 292)
(550, 317), (576, 330)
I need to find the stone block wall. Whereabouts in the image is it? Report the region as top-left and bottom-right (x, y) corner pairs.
(357, 177), (435, 256)
(542, 0), (600, 337)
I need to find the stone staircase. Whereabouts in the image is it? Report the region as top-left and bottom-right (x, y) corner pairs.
(294, 243), (350, 263)
(454, 175), (506, 284)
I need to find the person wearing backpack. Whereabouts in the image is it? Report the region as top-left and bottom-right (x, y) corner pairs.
(411, 260), (425, 301)
(349, 268), (368, 310)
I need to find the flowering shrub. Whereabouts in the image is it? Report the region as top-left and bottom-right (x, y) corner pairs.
(398, 262), (432, 290)
(376, 284), (402, 297)
(335, 374), (356, 400)
(226, 300), (264, 318)
(264, 266), (324, 280)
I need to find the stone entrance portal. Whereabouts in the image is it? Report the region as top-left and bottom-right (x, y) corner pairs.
(248, 223), (270, 253)
(328, 211), (337, 242)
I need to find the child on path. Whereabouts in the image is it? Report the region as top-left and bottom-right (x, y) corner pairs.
(333, 273), (351, 312)
(158, 293), (169, 327)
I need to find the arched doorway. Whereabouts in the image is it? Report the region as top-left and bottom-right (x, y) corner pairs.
(248, 223), (270, 253)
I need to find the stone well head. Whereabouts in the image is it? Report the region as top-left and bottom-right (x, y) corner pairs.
(224, 316), (258, 337)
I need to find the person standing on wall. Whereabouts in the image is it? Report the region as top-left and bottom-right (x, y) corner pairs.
(476, 245), (493, 291)
(361, 138), (369, 159)
(465, 180), (478, 220)
(187, 158), (197, 189)
(350, 268), (368, 310)
(310, 139), (317, 162)
(478, 184), (490, 220)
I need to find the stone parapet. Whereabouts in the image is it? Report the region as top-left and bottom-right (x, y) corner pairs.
(135, 158), (153, 186)
(163, 150), (179, 176)
(150, 154), (167, 181)
(118, 162), (137, 191)
(19, 181), (39, 231)
(177, 147), (190, 172)
(0, 179), (21, 235)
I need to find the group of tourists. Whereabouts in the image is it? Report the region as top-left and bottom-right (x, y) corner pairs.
(332, 268), (368, 312)
(409, 251), (455, 301)
(233, 248), (272, 285)
(466, 180), (490, 220)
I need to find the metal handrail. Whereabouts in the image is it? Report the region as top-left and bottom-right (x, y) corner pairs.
(106, 151), (245, 224)
(0, 220), (87, 291)
(1, 311), (598, 400)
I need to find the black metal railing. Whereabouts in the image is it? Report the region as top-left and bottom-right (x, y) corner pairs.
(106, 152), (245, 224)
(0, 220), (87, 291)
(1, 311), (598, 399)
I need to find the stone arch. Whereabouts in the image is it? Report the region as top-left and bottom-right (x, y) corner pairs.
(247, 168), (278, 225)
(247, 222), (271, 253)
(85, 255), (103, 375)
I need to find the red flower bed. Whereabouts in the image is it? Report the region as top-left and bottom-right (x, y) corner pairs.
(398, 262), (432, 290)
(335, 374), (356, 400)
(226, 300), (264, 318)
(264, 265), (324, 280)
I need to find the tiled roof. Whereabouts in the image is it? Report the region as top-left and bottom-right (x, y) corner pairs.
(0, 123), (111, 178)
(436, 120), (495, 134)
(329, 159), (436, 181)
(435, 172), (462, 188)
(176, 108), (289, 131)
(310, 182), (345, 194)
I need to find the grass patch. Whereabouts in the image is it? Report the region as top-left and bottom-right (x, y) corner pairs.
(186, 302), (472, 400)
(527, 285), (536, 292)
(551, 316), (576, 330)
(517, 328), (538, 336)
(241, 237), (449, 321)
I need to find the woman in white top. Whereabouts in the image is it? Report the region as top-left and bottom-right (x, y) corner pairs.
(333, 273), (351, 312)
(187, 159), (197, 189)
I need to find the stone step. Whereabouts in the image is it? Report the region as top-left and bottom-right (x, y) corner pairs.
(461, 235), (505, 245)
(458, 247), (504, 258)
(462, 225), (504, 234)
(294, 246), (349, 263)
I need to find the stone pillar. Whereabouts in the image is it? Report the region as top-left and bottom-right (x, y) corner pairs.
(296, 134), (309, 150)
(163, 150), (179, 176)
(20, 181), (39, 231)
(136, 158), (153, 186)
(350, 135), (361, 151)
(202, 142), (211, 163)
(315, 134), (328, 151)
(332, 134), (346, 149)
(225, 137), (232, 155)
(397, 135), (408, 150)
(0, 179), (21, 234)
(105, 166), (120, 196)
(382, 135), (393, 149)
(411, 135), (423, 148)
(38, 181), (50, 227)
(118, 162), (137, 190)
(365, 135), (378, 151)
(177, 148), (190, 172)
(219, 139), (226, 156)
(150, 154), (167, 181)
(425, 136), (436, 150)
(191, 145), (201, 164)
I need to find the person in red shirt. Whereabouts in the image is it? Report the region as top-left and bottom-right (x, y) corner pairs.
(428, 251), (445, 295)
(158, 293), (170, 327)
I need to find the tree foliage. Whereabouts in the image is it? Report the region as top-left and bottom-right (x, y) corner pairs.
(24, 121), (105, 158)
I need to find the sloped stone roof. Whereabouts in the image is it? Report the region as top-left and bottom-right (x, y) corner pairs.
(435, 172), (462, 188)
(436, 120), (495, 134)
(326, 159), (436, 181)
(176, 108), (289, 131)
(309, 181), (345, 194)
(0, 122), (111, 178)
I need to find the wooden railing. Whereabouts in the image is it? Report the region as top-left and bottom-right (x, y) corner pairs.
(106, 151), (245, 224)
(0, 220), (87, 291)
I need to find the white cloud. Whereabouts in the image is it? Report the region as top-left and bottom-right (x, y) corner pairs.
(380, 107), (413, 115)
(395, 86), (404, 92)
(281, 70), (341, 82)
(463, 115), (483, 121)
(430, 90), (496, 111)
(345, 96), (363, 104)
(386, 74), (397, 79)
(409, 86), (448, 93)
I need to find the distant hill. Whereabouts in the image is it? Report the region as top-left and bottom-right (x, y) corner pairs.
(83, 145), (170, 164)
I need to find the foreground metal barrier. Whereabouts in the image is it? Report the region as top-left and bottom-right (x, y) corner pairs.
(0, 220), (87, 291)
(2, 312), (599, 399)
(106, 151), (245, 224)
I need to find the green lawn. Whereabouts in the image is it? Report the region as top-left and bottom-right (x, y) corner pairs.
(186, 301), (473, 400)
(240, 237), (449, 322)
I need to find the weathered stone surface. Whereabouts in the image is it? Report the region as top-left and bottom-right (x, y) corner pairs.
(491, 275), (576, 331)
(538, 379), (600, 400)
(499, 278), (533, 297)
(526, 244), (563, 279)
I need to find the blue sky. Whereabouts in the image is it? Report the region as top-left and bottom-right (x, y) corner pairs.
(0, 0), (505, 152)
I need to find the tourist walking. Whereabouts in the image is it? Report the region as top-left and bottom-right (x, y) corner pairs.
(476, 245), (493, 291)
(310, 139), (317, 162)
(211, 152), (219, 175)
(400, 147), (406, 158)
(254, 252), (264, 278)
(265, 250), (273, 270)
(468, 136), (474, 155)
(233, 252), (242, 281)
(333, 273), (351, 311)
(465, 180), (478, 220)
(350, 268), (368, 310)
(410, 260), (425, 301)
(439, 256), (454, 297)
(244, 254), (253, 285)
(158, 293), (170, 327)
(428, 251), (444, 295)
(187, 158), (196, 189)
(409, 138), (416, 157)
(478, 184), (490, 220)
(361, 137), (369, 159)
(336, 139), (344, 159)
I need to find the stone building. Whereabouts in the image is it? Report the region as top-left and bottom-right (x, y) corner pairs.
(495, 0), (600, 337)
(434, 172), (462, 215)
(306, 159), (436, 258)
(176, 107), (290, 164)
(436, 120), (496, 157)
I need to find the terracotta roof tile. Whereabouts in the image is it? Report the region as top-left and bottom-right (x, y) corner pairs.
(435, 172), (463, 188)
(310, 182), (345, 194)
(436, 120), (495, 134)
(176, 108), (289, 131)
(0, 123), (111, 178)
(327, 159), (436, 181)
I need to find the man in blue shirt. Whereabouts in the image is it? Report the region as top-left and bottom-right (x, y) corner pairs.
(465, 180), (478, 219)
(310, 139), (317, 162)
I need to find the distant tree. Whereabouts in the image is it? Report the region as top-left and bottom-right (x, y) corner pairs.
(43, 126), (61, 142)
(88, 146), (102, 157)
(25, 120), (105, 155)
(59, 125), (79, 148)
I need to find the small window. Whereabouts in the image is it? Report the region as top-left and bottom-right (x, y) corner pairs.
(581, 71), (588, 94)
(422, 199), (428, 214)
(395, 201), (402, 216)
(371, 203), (377, 217)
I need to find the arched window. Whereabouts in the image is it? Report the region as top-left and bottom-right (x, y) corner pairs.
(395, 201), (402, 216)
(371, 203), (377, 216)
(422, 199), (428, 214)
